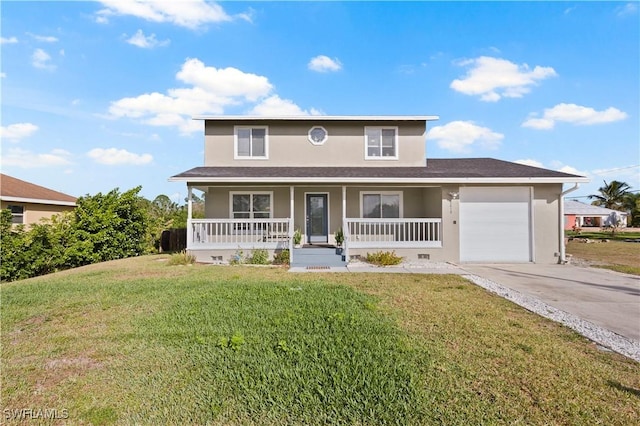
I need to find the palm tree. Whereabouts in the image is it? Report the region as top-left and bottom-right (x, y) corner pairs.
(623, 192), (640, 227)
(588, 180), (631, 210)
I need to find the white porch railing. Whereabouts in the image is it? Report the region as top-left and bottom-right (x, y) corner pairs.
(345, 218), (442, 248)
(189, 218), (290, 249)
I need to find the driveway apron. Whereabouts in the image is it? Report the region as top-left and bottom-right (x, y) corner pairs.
(460, 264), (640, 342)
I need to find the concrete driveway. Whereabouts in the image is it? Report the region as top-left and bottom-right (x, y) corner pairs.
(460, 263), (640, 342)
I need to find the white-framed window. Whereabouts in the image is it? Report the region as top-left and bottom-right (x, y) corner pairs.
(360, 192), (402, 218)
(230, 192), (272, 219)
(7, 205), (24, 224)
(234, 126), (268, 159)
(365, 127), (398, 159)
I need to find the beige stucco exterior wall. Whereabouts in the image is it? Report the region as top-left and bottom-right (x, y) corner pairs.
(198, 183), (564, 264)
(442, 183), (563, 264)
(203, 120), (427, 167)
(531, 183), (563, 264)
(1, 201), (75, 226)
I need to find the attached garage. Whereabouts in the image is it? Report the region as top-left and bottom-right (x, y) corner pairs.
(459, 187), (532, 262)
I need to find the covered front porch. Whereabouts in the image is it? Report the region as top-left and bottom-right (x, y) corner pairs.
(185, 185), (445, 265)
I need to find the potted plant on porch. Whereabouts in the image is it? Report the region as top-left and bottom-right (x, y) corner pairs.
(334, 228), (344, 254)
(293, 229), (302, 248)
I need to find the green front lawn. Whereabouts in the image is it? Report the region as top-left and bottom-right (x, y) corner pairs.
(2, 256), (638, 424)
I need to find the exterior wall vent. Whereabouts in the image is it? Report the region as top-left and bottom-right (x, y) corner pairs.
(418, 253), (430, 260)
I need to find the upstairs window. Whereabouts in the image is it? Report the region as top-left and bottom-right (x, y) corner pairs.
(235, 126), (268, 159)
(365, 127), (398, 159)
(361, 192), (402, 218)
(8, 205), (24, 224)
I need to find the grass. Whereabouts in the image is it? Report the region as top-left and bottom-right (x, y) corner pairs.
(2, 256), (639, 424)
(566, 232), (640, 275)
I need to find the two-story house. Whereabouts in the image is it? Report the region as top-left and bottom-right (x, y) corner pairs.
(170, 116), (588, 267)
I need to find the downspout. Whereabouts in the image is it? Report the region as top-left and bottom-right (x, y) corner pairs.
(559, 183), (580, 264)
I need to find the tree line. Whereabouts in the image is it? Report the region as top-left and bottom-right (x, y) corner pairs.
(1, 187), (203, 282)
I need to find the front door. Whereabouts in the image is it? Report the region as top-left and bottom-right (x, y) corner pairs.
(306, 194), (328, 244)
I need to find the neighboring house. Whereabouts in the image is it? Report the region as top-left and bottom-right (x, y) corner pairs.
(170, 116), (589, 266)
(0, 174), (76, 226)
(564, 199), (628, 230)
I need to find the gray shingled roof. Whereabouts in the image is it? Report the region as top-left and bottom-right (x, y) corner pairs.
(171, 158), (585, 181)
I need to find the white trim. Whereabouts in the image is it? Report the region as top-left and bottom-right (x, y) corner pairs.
(0, 196), (76, 206)
(364, 126), (399, 160)
(304, 192), (330, 244)
(170, 176), (589, 184)
(233, 125), (269, 160)
(194, 115), (440, 121)
(359, 191), (404, 218)
(229, 191), (274, 219)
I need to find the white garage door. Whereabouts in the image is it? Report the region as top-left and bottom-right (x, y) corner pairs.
(459, 187), (532, 262)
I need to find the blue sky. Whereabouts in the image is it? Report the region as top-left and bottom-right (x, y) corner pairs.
(1, 1), (638, 203)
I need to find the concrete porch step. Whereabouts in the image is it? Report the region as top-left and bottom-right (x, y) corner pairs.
(291, 247), (347, 267)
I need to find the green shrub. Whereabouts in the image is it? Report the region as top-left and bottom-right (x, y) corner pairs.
(167, 250), (196, 266)
(272, 249), (290, 265)
(246, 248), (270, 265)
(365, 250), (403, 266)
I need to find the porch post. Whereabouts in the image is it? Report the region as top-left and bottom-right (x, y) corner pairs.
(342, 185), (348, 260)
(187, 186), (193, 250)
(289, 186), (295, 260)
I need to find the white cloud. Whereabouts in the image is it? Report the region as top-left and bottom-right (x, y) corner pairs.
(1, 36), (18, 44)
(515, 159), (588, 177)
(32, 48), (55, 70)
(522, 103), (628, 129)
(450, 56), (557, 102)
(426, 120), (503, 153)
(0, 73), (6, 78)
(27, 33), (58, 43)
(550, 160), (588, 176)
(126, 29), (170, 48)
(96, 0), (232, 29)
(87, 148), (153, 165)
(1, 148), (72, 168)
(308, 55), (342, 72)
(249, 95), (319, 116)
(176, 58), (272, 101)
(1, 123), (39, 141)
(616, 3), (638, 17)
(514, 159), (545, 169)
(108, 58), (277, 133)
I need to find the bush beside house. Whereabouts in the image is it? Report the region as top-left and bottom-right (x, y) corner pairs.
(0, 187), (159, 282)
